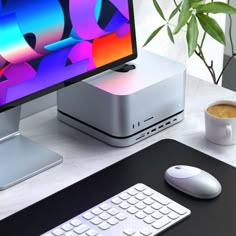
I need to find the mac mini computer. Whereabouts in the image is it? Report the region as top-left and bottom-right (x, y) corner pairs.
(57, 49), (186, 147)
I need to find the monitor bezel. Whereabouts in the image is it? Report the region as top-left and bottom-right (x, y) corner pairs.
(0, 0), (137, 113)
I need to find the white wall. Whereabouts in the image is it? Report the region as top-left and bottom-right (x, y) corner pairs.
(133, 0), (226, 84)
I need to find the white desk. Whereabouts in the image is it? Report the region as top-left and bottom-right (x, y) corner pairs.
(1, 76), (236, 221)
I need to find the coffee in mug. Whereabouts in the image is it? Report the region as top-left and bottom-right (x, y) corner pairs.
(207, 104), (236, 118)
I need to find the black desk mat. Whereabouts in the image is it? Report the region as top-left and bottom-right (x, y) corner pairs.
(0, 139), (235, 235)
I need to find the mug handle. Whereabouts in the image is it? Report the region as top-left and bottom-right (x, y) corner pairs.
(226, 125), (233, 142)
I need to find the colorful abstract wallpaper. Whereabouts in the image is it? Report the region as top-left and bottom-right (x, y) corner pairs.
(0, 0), (133, 106)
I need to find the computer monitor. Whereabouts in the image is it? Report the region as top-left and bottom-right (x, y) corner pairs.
(0, 0), (137, 189)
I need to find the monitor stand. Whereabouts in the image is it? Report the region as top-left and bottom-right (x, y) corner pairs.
(0, 106), (63, 190)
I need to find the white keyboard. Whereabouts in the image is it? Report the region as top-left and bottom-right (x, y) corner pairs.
(42, 183), (191, 236)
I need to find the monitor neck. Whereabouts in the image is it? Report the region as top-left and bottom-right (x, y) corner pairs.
(0, 106), (21, 141)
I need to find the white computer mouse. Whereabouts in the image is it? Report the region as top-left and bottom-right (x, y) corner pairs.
(165, 165), (222, 199)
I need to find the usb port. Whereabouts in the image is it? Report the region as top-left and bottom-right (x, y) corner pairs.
(151, 128), (157, 132)
(166, 122), (171, 125)
(158, 125), (164, 129)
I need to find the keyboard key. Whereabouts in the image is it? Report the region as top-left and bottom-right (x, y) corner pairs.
(116, 213), (127, 221)
(100, 203), (111, 211)
(140, 228), (153, 235)
(83, 212), (94, 220)
(87, 229), (98, 236)
(124, 228), (136, 235)
(107, 217), (119, 225)
(91, 217), (103, 225)
(152, 216), (171, 229)
(151, 211), (163, 220)
(167, 202), (188, 215)
(99, 212), (110, 220)
(128, 197), (139, 205)
(92, 207), (103, 215)
(112, 197), (122, 205)
(143, 189), (154, 196)
(160, 206), (171, 215)
(135, 211), (147, 219)
(108, 208), (119, 216)
(168, 211), (180, 220)
(143, 197), (154, 205)
(151, 193), (170, 205)
(74, 224), (89, 234)
(128, 206), (139, 214)
(136, 201), (146, 210)
(119, 201), (130, 209)
(98, 222), (110, 230)
(144, 216), (155, 224)
(120, 192), (131, 200)
(151, 202), (162, 210)
(135, 184), (146, 192)
(135, 193), (146, 200)
(143, 206), (154, 215)
(127, 188), (138, 196)
(52, 228), (64, 236)
(61, 223), (73, 232)
(70, 219), (82, 227)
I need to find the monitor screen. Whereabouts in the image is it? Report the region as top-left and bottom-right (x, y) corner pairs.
(0, 0), (137, 111)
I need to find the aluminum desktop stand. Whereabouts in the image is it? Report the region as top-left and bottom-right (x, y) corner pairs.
(0, 106), (63, 190)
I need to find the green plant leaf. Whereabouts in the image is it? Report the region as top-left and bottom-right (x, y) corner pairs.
(197, 13), (225, 45)
(167, 26), (175, 43)
(169, 2), (182, 21)
(191, 1), (205, 9)
(187, 15), (199, 57)
(143, 25), (165, 47)
(153, 0), (166, 21)
(196, 2), (236, 14)
(173, 0), (192, 34)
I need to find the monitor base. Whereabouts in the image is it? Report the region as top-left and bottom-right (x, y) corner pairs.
(0, 107), (63, 190)
(0, 134), (63, 190)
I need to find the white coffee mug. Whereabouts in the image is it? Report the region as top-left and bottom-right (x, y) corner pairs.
(205, 100), (236, 145)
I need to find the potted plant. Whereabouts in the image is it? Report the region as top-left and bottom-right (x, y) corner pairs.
(144, 0), (236, 85)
